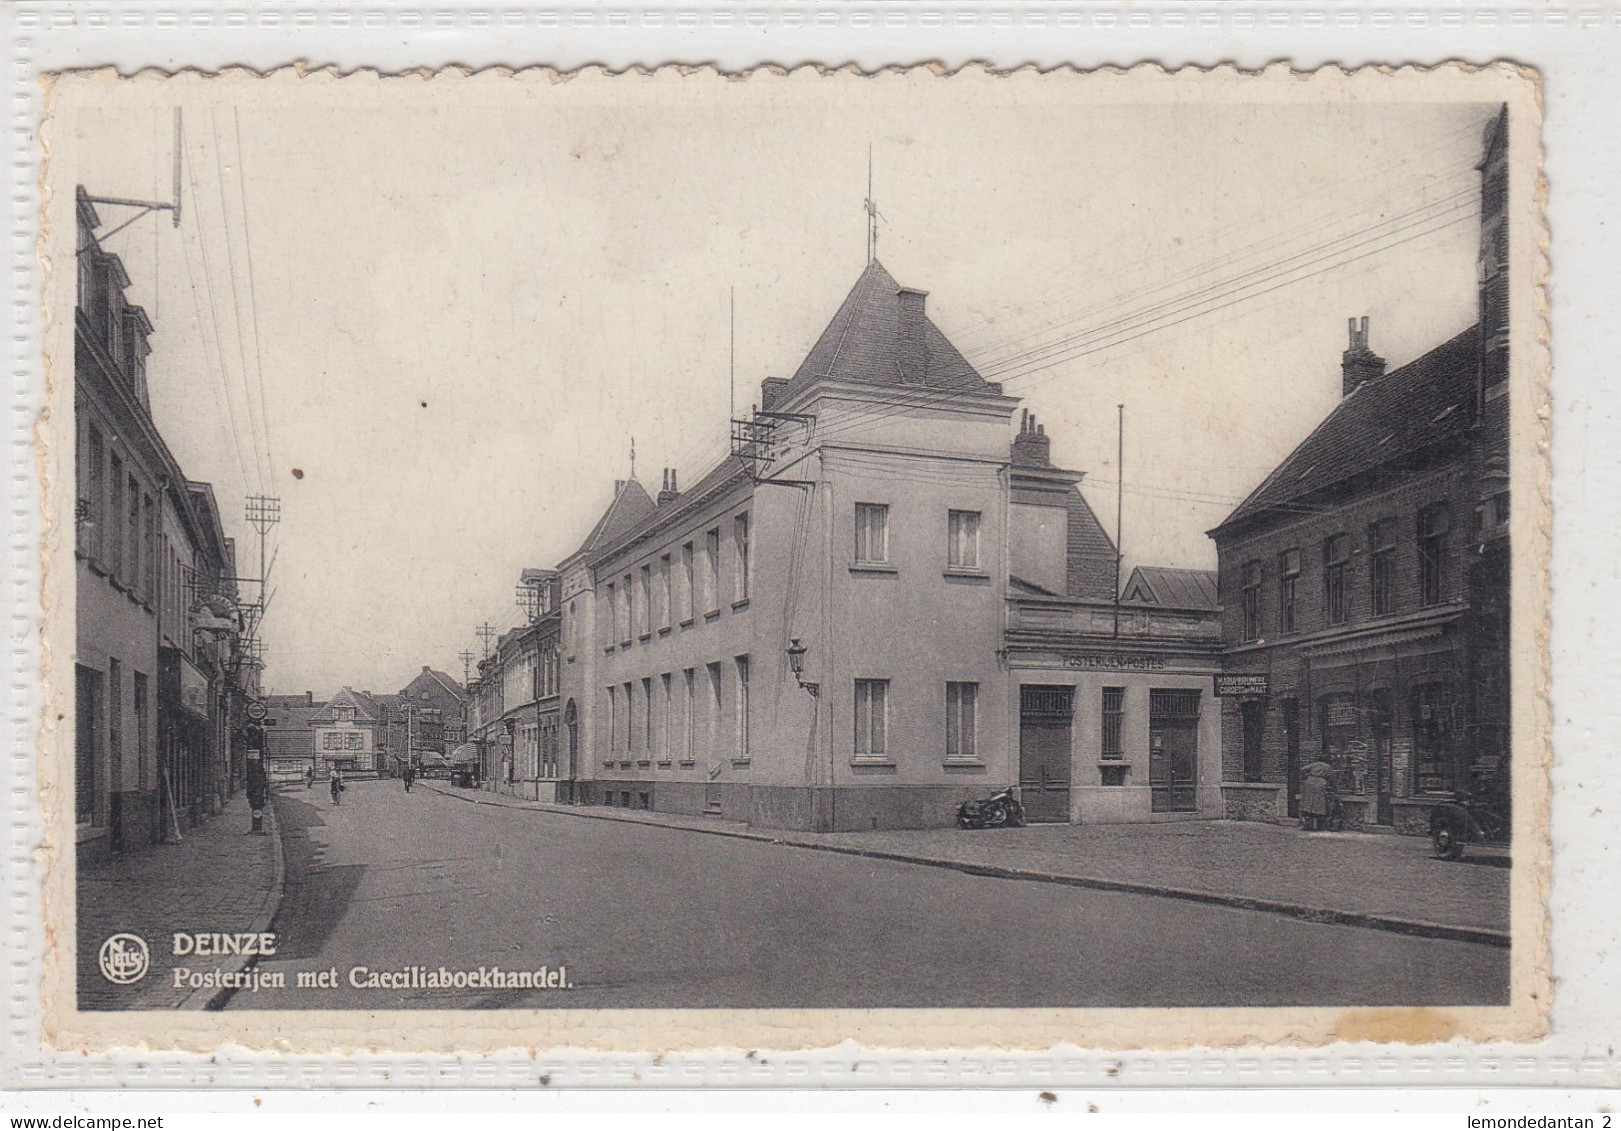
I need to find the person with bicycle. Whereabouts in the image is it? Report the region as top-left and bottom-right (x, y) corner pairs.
(329, 767), (345, 806)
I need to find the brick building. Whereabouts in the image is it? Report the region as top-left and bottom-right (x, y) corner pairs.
(376, 666), (468, 776)
(1209, 107), (1513, 834)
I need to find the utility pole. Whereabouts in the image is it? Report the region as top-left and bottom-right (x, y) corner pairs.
(476, 623), (499, 661)
(458, 649), (475, 687)
(244, 495), (281, 657)
(1113, 403), (1125, 640)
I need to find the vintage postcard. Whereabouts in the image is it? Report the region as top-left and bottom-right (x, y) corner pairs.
(36, 63), (1548, 1054)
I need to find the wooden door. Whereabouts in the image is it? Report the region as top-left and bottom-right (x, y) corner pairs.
(1019, 685), (1073, 823)
(1283, 699), (1301, 819)
(1149, 689), (1202, 813)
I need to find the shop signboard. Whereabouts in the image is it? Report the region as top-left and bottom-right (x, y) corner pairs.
(1061, 652), (1167, 672)
(1214, 673), (1269, 697)
(177, 656), (210, 721)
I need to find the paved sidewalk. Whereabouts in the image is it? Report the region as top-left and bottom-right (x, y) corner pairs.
(76, 792), (285, 1010)
(421, 780), (1509, 945)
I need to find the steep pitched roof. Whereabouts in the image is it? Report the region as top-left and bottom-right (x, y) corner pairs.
(574, 478), (657, 558)
(1123, 566), (1219, 610)
(1065, 489), (1119, 600)
(591, 454), (752, 567)
(1214, 326), (1479, 535)
(778, 260), (998, 406)
(312, 687), (379, 724)
(421, 668), (466, 701)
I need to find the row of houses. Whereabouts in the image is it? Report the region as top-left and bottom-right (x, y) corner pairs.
(74, 188), (260, 861)
(262, 667), (468, 776)
(458, 107), (1512, 836)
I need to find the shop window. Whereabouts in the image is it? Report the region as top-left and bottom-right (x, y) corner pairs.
(1277, 549), (1300, 633)
(1318, 693), (1363, 792)
(1369, 518), (1397, 616)
(1241, 699), (1264, 782)
(1324, 534), (1350, 625)
(1100, 687), (1124, 759)
(1241, 561), (1263, 642)
(1419, 504), (1450, 606)
(1411, 683), (1457, 795)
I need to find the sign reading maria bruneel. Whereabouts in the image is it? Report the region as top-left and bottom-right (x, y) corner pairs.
(1215, 674), (1271, 697)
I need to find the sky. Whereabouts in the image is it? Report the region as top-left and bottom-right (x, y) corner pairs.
(51, 72), (1495, 699)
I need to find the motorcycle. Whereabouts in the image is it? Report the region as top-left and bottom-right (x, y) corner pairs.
(957, 786), (1026, 830)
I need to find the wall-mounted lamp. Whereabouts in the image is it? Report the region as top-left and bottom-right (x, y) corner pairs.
(786, 638), (818, 697)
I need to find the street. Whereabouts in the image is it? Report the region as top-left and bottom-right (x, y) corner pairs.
(226, 778), (1509, 1011)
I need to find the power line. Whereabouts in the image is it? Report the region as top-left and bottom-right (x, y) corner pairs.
(208, 108), (271, 491)
(232, 107), (277, 482)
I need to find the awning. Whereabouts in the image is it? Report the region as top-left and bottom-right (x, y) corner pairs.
(449, 743), (482, 765)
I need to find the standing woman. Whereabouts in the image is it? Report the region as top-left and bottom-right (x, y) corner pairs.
(1299, 761), (1333, 831)
(330, 767), (344, 806)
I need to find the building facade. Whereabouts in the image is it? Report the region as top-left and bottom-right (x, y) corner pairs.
(553, 260), (1222, 831)
(74, 187), (247, 860)
(1209, 107), (1513, 835)
(376, 666), (468, 775)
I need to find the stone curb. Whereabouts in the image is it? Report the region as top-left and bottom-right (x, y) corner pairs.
(187, 799), (288, 1012)
(421, 782), (1510, 950)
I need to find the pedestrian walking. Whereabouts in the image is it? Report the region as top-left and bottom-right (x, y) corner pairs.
(403, 761), (415, 793)
(306, 765), (315, 790)
(1300, 761), (1334, 832)
(330, 767), (345, 806)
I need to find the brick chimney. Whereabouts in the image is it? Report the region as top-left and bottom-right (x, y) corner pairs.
(760, 377), (789, 411)
(897, 287), (929, 384)
(1342, 316), (1387, 396)
(1011, 409), (1052, 468)
(657, 468), (680, 505)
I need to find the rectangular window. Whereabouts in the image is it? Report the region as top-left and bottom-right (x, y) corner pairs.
(734, 655), (750, 761)
(660, 553), (672, 628)
(854, 678), (889, 759)
(948, 510), (981, 570)
(142, 493), (156, 601)
(1419, 504), (1449, 607)
(107, 659), (122, 793)
(1278, 549), (1300, 634)
(624, 681), (635, 757)
(1101, 686), (1125, 759)
(638, 565), (651, 637)
(133, 670), (149, 791)
(641, 676), (653, 758)
(681, 543), (695, 622)
(604, 582), (617, 643)
(945, 681), (978, 761)
(706, 662), (723, 758)
(855, 503), (890, 564)
(75, 666), (100, 824)
(127, 474), (140, 592)
(605, 686), (616, 762)
(705, 529), (721, 612)
(734, 513), (751, 602)
(109, 454), (125, 579)
(1411, 683), (1456, 793)
(1241, 699), (1265, 783)
(84, 425), (105, 560)
(1325, 534), (1350, 626)
(1369, 518), (1397, 616)
(1241, 561), (1263, 642)
(660, 673), (672, 762)
(682, 668), (696, 763)
(622, 573), (634, 642)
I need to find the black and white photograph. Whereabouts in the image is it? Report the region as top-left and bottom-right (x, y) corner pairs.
(41, 65), (1545, 1050)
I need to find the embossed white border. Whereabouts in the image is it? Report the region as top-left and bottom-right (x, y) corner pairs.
(3, 0), (1615, 1098)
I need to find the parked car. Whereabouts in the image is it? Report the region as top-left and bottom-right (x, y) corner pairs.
(1429, 773), (1511, 860)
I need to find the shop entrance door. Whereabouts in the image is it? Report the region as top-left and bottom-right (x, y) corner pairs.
(1018, 685), (1073, 823)
(1372, 690), (1394, 825)
(1149, 689), (1202, 813)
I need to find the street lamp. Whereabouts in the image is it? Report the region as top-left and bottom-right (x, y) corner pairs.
(786, 638), (818, 697)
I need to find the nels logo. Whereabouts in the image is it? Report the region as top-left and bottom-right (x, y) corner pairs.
(98, 933), (150, 985)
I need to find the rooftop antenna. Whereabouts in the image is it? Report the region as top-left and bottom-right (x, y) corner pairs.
(81, 107), (185, 243)
(729, 286), (736, 426)
(629, 435), (636, 480)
